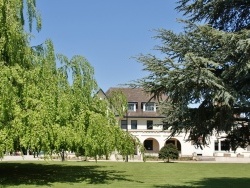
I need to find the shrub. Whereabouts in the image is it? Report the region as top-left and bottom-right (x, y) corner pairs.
(159, 143), (179, 162)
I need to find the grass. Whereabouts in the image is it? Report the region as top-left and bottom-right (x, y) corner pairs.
(0, 161), (250, 187)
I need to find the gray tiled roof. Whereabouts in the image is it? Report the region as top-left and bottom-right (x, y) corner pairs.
(106, 87), (167, 118)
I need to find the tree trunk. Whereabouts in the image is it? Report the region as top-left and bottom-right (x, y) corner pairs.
(61, 150), (65, 161)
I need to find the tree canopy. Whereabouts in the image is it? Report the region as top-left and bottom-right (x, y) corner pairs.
(134, 0), (250, 150)
(159, 143), (179, 162)
(0, 0), (137, 160)
(177, 0), (250, 32)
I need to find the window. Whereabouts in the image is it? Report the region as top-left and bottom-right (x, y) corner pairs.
(144, 140), (153, 150)
(163, 123), (168, 130)
(147, 120), (153, 130)
(131, 120), (137, 129)
(121, 120), (127, 129)
(214, 141), (219, 151)
(214, 140), (229, 151)
(128, 103), (136, 111)
(143, 102), (155, 112)
(221, 140), (230, 151)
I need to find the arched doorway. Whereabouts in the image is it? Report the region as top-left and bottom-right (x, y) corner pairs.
(143, 138), (160, 153)
(165, 138), (181, 152)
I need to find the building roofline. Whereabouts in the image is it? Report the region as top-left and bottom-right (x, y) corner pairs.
(122, 115), (165, 118)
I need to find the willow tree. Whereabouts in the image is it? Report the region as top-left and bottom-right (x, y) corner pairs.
(0, 0), (139, 160)
(134, 0), (250, 150)
(0, 0), (41, 156)
(106, 89), (142, 161)
(53, 54), (98, 161)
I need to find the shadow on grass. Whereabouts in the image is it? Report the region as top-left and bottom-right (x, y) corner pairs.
(0, 162), (142, 186)
(154, 177), (250, 188)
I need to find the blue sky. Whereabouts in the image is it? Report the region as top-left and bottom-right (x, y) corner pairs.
(31, 0), (184, 92)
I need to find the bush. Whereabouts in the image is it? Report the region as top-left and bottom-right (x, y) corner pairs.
(144, 155), (159, 161)
(159, 143), (179, 162)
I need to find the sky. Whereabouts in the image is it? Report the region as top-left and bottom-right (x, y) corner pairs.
(30, 0), (185, 92)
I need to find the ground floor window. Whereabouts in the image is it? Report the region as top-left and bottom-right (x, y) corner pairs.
(147, 120), (153, 129)
(214, 140), (230, 151)
(144, 140), (153, 150)
(214, 141), (219, 151)
(221, 140), (230, 151)
(121, 120), (127, 129)
(131, 120), (137, 129)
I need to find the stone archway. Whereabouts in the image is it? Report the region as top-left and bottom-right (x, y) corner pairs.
(165, 138), (181, 152)
(143, 138), (160, 153)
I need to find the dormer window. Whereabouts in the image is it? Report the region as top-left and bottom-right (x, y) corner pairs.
(128, 103), (136, 111)
(143, 102), (156, 112)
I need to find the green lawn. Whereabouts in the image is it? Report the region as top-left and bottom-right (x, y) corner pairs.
(0, 161), (249, 188)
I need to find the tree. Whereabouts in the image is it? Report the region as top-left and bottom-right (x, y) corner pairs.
(106, 89), (143, 161)
(107, 89), (128, 118)
(177, 0), (250, 32)
(0, 0), (42, 157)
(133, 0), (250, 150)
(159, 143), (179, 163)
(0, 0), (139, 161)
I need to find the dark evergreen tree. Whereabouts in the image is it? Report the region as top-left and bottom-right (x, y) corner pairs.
(134, 0), (250, 150)
(177, 0), (250, 32)
(159, 144), (179, 162)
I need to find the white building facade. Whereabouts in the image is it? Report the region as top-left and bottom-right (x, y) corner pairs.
(102, 88), (250, 160)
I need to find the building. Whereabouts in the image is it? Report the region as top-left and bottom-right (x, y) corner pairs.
(99, 87), (250, 160)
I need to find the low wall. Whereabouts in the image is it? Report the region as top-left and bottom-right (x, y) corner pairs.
(1, 155), (40, 161)
(215, 156), (250, 163)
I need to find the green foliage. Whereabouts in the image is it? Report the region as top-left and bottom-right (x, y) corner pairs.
(177, 0), (250, 32)
(134, 1), (250, 150)
(158, 143), (179, 162)
(0, 0), (42, 156)
(0, 0), (137, 161)
(107, 89), (128, 117)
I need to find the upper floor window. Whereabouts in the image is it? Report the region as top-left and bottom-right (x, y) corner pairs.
(143, 102), (156, 112)
(128, 103), (136, 111)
